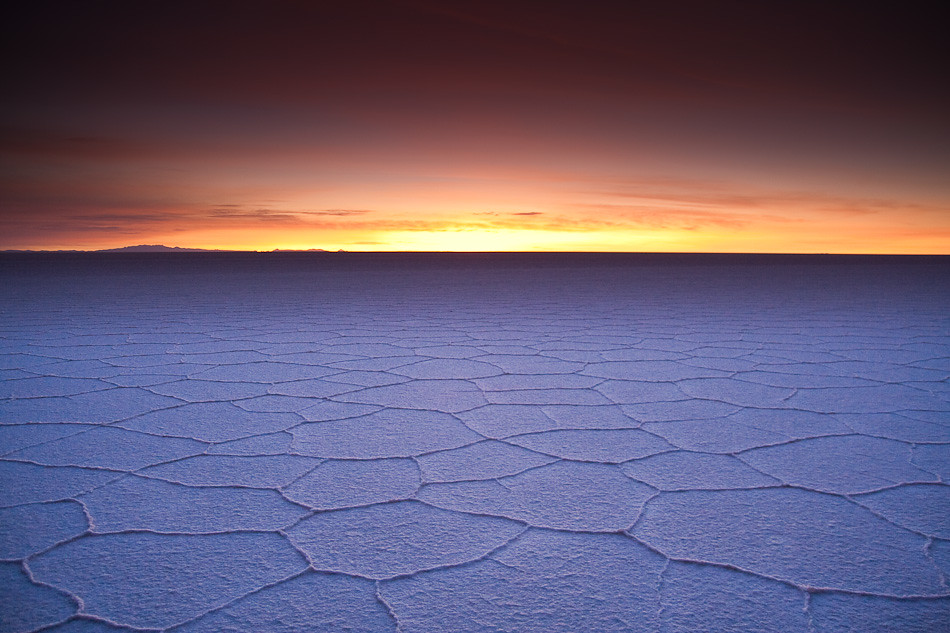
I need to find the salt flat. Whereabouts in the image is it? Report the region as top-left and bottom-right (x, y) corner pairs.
(1, 253), (948, 632)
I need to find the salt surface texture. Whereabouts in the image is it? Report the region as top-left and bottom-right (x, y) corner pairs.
(1, 252), (948, 632)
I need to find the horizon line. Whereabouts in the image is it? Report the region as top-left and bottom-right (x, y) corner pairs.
(3, 248), (949, 257)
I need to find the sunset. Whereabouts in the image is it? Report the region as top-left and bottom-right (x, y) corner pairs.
(3, 0), (947, 253)
(2, 2), (948, 632)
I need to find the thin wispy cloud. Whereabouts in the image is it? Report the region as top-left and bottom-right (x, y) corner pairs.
(306, 209), (375, 216)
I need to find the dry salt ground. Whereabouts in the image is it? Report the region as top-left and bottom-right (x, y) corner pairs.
(1, 253), (948, 632)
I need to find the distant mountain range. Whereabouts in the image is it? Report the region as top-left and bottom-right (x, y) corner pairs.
(4, 245), (343, 253)
(98, 245), (223, 252)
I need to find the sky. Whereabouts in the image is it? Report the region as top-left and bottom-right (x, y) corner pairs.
(2, 0), (948, 253)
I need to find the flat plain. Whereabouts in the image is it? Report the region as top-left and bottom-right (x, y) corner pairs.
(1, 253), (948, 632)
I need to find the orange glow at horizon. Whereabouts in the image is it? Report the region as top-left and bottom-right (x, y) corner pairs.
(22, 216), (949, 255)
(160, 228), (950, 256)
(7, 169), (948, 254)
